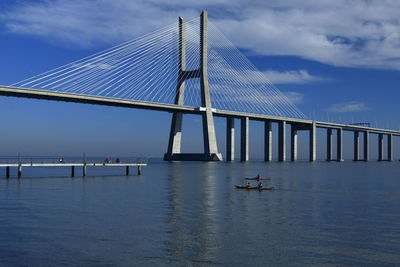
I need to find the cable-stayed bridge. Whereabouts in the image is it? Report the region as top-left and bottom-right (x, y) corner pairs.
(0, 11), (399, 162)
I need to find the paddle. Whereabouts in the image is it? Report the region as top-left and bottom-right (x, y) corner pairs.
(244, 177), (271, 180)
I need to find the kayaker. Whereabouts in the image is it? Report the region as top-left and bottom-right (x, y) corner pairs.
(246, 182), (251, 189)
(258, 181), (263, 189)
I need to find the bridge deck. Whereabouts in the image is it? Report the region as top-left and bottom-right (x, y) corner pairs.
(0, 85), (399, 136)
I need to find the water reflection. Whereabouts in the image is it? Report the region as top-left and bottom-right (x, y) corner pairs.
(166, 162), (218, 264)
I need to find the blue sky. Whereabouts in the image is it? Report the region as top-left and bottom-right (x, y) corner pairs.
(0, 0), (400, 159)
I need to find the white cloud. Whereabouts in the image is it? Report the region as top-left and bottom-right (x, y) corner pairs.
(263, 70), (324, 84)
(327, 101), (369, 113)
(2, 0), (400, 70)
(208, 52), (324, 85)
(1, 0), (197, 48)
(284, 92), (304, 104)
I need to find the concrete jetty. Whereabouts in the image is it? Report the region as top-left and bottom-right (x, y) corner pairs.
(1, 161), (147, 178)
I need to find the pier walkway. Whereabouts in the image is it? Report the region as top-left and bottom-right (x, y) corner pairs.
(0, 157), (147, 178)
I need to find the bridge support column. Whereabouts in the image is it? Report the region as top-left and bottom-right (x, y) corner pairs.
(164, 11), (222, 161)
(201, 110), (221, 160)
(6, 166), (10, 179)
(126, 166), (130, 176)
(165, 17), (185, 160)
(388, 134), (393, 161)
(309, 122), (316, 162)
(166, 113), (183, 156)
(199, 11), (222, 161)
(240, 117), (249, 161)
(71, 166), (75, 178)
(378, 134), (384, 161)
(264, 121), (272, 161)
(327, 128), (333, 161)
(353, 131), (360, 161)
(278, 121), (286, 162)
(226, 117), (235, 161)
(337, 128), (343, 161)
(364, 131), (369, 161)
(291, 125), (298, 162)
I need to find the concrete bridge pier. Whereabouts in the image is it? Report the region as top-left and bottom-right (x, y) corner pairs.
(364, 131), (369, 161)
(6, 166), (10, 178)
(264, 121), (272, 162)
(226, 117), (235, 161)
(71, 166), (75, 177)
(240, 117), (249, 161)
(291, 125), (298, 162)
(289, 122), (314, 162)
(278, 121), (286, 161)
(388, 134), (393, 161)
(327, 128), (333, 161)
(353, 131), (360, 161)
(164, 11), (222, 162)
(337, 128), (343, 161)
(309, 122), (316, 162)
(378, 134), (384, 161)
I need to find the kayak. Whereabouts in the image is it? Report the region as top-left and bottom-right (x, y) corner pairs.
(245, 177), (271, 180)
(235, 185), (274, 190)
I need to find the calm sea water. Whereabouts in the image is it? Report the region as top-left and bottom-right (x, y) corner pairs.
(0, 160), (399, 266)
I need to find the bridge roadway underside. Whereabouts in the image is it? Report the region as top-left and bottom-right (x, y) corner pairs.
(0, 85), (399, 161)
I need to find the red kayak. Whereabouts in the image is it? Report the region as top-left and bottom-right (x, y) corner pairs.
(235, 185), (274, 190)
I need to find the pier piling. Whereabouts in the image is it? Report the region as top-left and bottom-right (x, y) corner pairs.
(278, 121), (286, 162)
(388, 134), (393, 161)
(240, 117), (249, 161)
(264, 121), (272, 162)
(337, 128), (343, 161)
(226, 117), (235, 161)
(354, 131), (360, 161)
(291, 125), (298, 162)
(364, 131), (369, 161)
(378, 134), (384, 161)
(309, 122), (316, 162)
(327, 128), (333, 161)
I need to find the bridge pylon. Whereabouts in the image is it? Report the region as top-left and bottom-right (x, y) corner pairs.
(164, 11), (223, 161)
